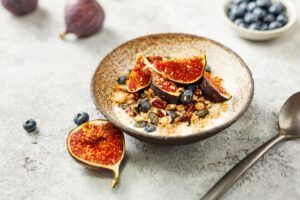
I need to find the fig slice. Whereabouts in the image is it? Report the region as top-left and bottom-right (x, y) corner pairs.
(126, 54), (152, 93)
(67, 119), (125, 188)
(152, 73), (181, 104)
(144, 55), (206, 84)
(198, 72), (232, 103)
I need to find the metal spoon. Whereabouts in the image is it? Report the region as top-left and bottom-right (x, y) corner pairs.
(201, 92), (300, 200)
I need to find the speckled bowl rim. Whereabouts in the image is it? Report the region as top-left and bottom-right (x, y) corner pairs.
(91, 33), (254, 145)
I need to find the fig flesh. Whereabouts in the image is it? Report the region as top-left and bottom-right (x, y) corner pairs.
(152, 73), (181, 104)
(198, 72), (232, 103)
(61, 0), (105, 38)
(1, 0), (37, 16)
(145, 55), (206, 84)
(126, 54), (152, 93)
(67, 119), (125, 188)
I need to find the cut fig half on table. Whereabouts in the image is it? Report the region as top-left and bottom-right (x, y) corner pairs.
(67, 119), (125, 188)
(143, 54), (206, 84)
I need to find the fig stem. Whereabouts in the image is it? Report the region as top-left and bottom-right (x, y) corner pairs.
(111, 167), (119, 188)
(59, 32), (66, 40)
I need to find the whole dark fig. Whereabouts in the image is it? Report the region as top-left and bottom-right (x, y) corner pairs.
(1, 0), (37, 16)
(61, 0), (105, 39)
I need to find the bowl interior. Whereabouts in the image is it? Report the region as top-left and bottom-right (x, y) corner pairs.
(91, 33), (254, 144)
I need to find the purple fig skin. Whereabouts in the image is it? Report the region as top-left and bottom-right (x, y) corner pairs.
(198, 76), (231, 103)
(1, 0), (37, 16)
(64, 0), (105, 38)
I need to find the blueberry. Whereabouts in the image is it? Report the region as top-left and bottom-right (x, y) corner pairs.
(166, 111), (177, 123)
(233, 0), (248, 5)
(187, 84), (196, 92)
(234, 18), (244, 25)
(148, 112), (158, 125)
(269, 2), (285, 15)
(180, 90), (193, 105)
(238, 22), (248, 28)
(138, 99), (151, 112)
(205, 64), (212, 72)
(260, 23), (269, 30)
(228, 7), (245, 20)
(252, 7), (267, 19)
(23, 119), (37, 132)
(74, 112), (89, 125)
(256, 0), (271, 8)
(263, 13), (275, 23)
(247, 2), (257, 12)
(244, 13), (259, 24)
(117, 75), (127, 84)
(144, 124), (156, 132)
(249, 22), (261, 30)
(238, 2), (248, 12)
(276, 14), (288, 25)
(269, 21), (283, 30)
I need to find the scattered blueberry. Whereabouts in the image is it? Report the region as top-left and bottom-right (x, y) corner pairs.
(249, 22), (261, 30)
(74, 112), (89, 125)
(247, 2), (257, 12)
(263, 13), (275, 23)
(144, 124), (156, 132)
(260, 23), (269, 30)
(269, 2), (284, 14)
(269, 21), (283, 30)
(23, 119), (37, 132)
(205, 64), (212, 72)
(166, 111), (177, 123)
(180, 90), (193, 105)
(117, 75), (127, 84)
(252, 7), (267, 19)
(187, 84), (196, 92)
(138, 99), (151, 112)
(256, 0), (271, 8)
(244, 13), (259, 24)
(277, 14), (288, 25)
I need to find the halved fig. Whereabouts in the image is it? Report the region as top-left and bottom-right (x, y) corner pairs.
(126, 54), (152, 93)
(152, 73), (181, 104)
(198, 72), (232, 103)
(145, 55), (206, 84)
(67, 119), (125, 188)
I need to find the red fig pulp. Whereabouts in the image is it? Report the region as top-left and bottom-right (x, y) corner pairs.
(1, 0), (37, 16)
(62, 0), (105, 38)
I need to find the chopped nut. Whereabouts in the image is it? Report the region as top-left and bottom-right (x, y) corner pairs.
(195, 102), (205, 110)
(166, 104), (176, 111)
(151, 97), (167, 109)
(111, 90), (129, 104)
(176, 105), (186, 111)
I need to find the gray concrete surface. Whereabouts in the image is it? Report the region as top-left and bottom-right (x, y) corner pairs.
(1, 0), (300, 199)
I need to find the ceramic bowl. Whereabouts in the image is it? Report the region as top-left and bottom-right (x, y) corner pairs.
(222, 0), (297, 41)
(91, 33), (254, 145)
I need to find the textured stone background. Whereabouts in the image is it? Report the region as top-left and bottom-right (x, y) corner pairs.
(1, 0), (300, 199)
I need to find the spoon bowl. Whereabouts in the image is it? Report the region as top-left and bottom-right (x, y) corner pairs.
(279, 92), (300, 137)
(201, 91), (300, 200)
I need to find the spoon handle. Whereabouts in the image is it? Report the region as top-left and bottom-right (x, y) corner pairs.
(201, 134), (286, 200)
